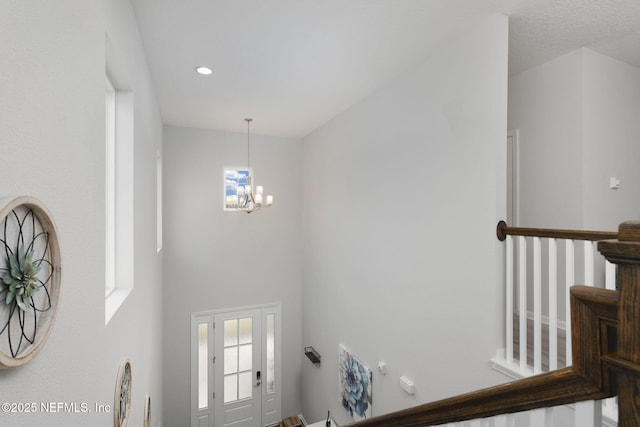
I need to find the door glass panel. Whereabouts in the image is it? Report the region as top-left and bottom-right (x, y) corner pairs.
(239, 317), (252, 344)
(223, 316), (254, 404)
(224, 347), (238, 375)
(238, 344), (252, 371)
(198, 323), (208, 409)
(266, 314), (275, 393)
(224, 319), (238, 347)
(238, 371), (252, 400)
(224, 375), (237, 403)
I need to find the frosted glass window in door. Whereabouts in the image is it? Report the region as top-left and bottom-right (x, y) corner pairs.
(238, 371), (253, 400)
(224, 375), (237, 403)
(224, 319), (238, 346)
(222, 316), (254, 403)
(266, 314), (275, 393)
(197, 323), (208, 410)
(238, 344), (252, 371)
(239, 317), (252, 344)
(224, 347), (238, 375)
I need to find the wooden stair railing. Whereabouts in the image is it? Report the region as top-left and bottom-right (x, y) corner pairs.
(495, 220), (619, 242)
(347, 221), (640, 427)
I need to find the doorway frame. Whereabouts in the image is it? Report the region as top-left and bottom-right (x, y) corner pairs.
(507, 129), (520, 227)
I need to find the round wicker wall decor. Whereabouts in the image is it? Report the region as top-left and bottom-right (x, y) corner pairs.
(0, 195), (62, 369)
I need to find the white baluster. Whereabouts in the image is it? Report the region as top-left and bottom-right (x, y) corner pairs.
(518, 236), (527, 370)
(530, 408), (542, 426)
(533, 237), (542, 373)
(602, 397), (618, 423)
(506, 236), (514, 364)
(546, 408), (554, 427)
(530, 407), (550, 427)
(605, 260), (616, 290)
(493, 414), (514, 427)
(565, 240), (574, 366)
(584, 241), (594, 286)
(548, 238), (558, 370)
(574, 400), (601, 427)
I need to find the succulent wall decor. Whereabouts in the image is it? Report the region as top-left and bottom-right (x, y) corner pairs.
(0, 196), (61, 368)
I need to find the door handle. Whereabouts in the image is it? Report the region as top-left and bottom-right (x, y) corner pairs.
(255, 370), (261, 387)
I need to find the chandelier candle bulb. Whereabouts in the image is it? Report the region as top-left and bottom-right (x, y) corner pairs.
(256, 186), (263, 195)
(255, 194), (263, 205)
(266, 195), (273, 206)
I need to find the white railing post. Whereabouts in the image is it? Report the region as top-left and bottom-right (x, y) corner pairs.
(584, 241), (595, 286)
(530, 408), (545, 426)
(548, 238), (558, 370)
(493, 414), (514, 427)
(530, 407), (554, 427)
(533, 237), (542, 373)
(602, 397), (618, 423)
(565, 240), (574, 367)
(575, 400), (602, 427)
(518, 236), (527, 370)
(506, 236), (514, 364)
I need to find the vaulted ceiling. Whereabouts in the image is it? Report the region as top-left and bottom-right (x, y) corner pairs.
(131, 0), (640, 138)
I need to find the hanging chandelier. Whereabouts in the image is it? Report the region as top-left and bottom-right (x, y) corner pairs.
(236, 118), (273, 213)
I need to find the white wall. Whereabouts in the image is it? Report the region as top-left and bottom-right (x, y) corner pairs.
(508, 50), (585, 229)
(0, 1), (164, 426)
(509, 48), (640, 231)
(300, 15), (509, 425)
(162, 126), (303, 426)
(582, 49), (640, 230)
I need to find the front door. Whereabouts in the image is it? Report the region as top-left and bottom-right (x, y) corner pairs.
(215, 309), (262, 427)
(191, 304), (281, 427)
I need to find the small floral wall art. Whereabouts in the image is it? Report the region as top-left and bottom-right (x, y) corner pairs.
(338, 344), (372, 420)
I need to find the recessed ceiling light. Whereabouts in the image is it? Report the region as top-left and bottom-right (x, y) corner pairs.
(195, 66), (213, 76)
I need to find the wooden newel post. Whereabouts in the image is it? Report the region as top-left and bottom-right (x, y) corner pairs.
(598, 221), (640, 427)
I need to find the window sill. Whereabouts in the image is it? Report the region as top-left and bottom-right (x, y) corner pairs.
(105, 287), (132, 325)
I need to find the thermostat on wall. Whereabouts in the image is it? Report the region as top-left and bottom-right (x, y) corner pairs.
(610, 177), (621, 190)
(399, 376), (415, 395)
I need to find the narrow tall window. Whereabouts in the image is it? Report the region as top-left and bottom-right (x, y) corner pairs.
(105, 76), (116, 297)
(104, 65), (134, 323)
(265, 313), (275, 393)
(156, 149), (163, 253)
(198, 323), (209, 410)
